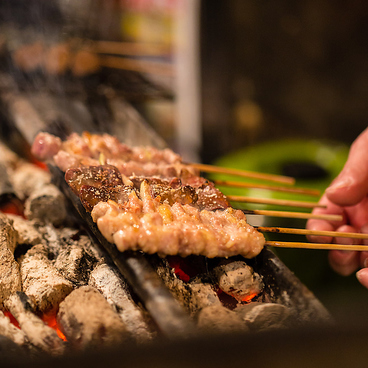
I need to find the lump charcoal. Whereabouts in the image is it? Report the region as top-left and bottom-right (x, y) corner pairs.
(196, 305), (249, 334)
(235, 302), (295, 331)
(89, 262), (153, 342)
(4, 292), (65, 355)
(57, 286), (128, 350)
(187, 278), (222, 315)
(213, 261), (264, 302)
(0, 214), (21, 307)
(24, 184), (67, 226)
(55, 243), (96, 285)
(153, 257), (221, 315)
(11, 162), (51, 201)
(6, 214), (42, 246)
(0, 213), (18, 252)
(20, 244), (74, 314)
(0, 310), (28, 348)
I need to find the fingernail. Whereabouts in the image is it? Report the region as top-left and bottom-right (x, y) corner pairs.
(326, 177), (354, 193)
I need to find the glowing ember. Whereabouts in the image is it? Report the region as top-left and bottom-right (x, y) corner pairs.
(42, 313), (67, 341)
(240, 292), (258, 303)
(0, 200), (24, 217)
(4, 311), (20, 329)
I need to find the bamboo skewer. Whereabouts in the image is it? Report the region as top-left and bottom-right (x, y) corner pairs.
(189, 163), (295, 185)
(265, 241), (368, 252)
(214, 179), (320, 197)
(100, 55), (174, 76)
(227, 195), (325, 209)
(243, 209), (342, 222)
(257, 226), (368, 240)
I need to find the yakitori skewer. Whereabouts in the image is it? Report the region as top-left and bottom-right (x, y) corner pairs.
(189, 163), (295, 185)
(243, 209), (342, 222)
(99, 55), (174, 76)
(257, 227), (368, 240)
(265, 241), (368, 252)
(214, 179), (320, 197)
(227, 195), (325, 209)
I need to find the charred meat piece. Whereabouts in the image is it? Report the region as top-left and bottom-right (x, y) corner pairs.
(91, 182), (265, 259)
(65, 165), (135, 211)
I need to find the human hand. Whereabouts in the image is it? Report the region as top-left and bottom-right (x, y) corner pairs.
(306, 127), (368, 287)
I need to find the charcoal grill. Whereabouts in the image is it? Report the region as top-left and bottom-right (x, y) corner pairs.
(0, 2), (360, 366)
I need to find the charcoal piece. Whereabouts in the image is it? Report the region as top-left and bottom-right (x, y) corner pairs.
(20, 244), (74, 314)
(153, 257), (221, 316)
(11, 162), (51, 201)
(0, 214), (21, 306)
(89, 262), (153, 342)
(235, 302), (295, 331)
(0, 310), (28, 348)
(37, 223), (66, 258)
(0, 162), (16, 203)
(0, 213), (18, 252)
(213, 261), (264, 302)
(54, 243), (95, 285)
(4, 292), (65, 355)
(197, 305), (249, 334)
(24, 184), (67, 225)
(7, 214), (42, 246)
(187, 279), (222, 315)
(57, 286), (128, 350)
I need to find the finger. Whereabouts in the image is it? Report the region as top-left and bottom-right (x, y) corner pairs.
(344, 197), (368, 229)
(356, 268), (368, 289)
(333, 225), (361, 245)
(306, 194), (345, 242)
(326, 128), (368, 206)
(328, 225), (361, 276)
(328, 250), (360, 276)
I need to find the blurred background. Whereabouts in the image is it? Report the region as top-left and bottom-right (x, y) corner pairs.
(1, 0), (368, 325)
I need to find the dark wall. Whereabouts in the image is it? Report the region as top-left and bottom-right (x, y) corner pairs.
(201, 0), (368, 162)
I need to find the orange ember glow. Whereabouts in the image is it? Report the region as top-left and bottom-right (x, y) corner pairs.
(241, 292), (258, 303)
(0, 200), (24, 217)
(42, 314), (67, 341)
(4, 311), (20, 329)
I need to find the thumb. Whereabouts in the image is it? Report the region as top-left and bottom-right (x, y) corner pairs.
(326, 128), (368, 206)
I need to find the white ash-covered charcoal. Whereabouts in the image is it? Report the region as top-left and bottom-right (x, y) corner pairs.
(4, 292), (65, 355)
(235, 302), (295, 331)
(20, 244), (74, 314)
(55, 243), (96, 286)
(153, 257), (221, 316)
(24, 184), (67, 226)
(212, 261), (264, 302)
(6, 214), (42, 246)
(0, 310), (29, 348)
(57, 286), (128, 350)
(89, 262), (153, 342)
(187, 278), (223, 315)
(0, 214), (21, 307)
(196, 305), (249, 334)
(11, 162), (51, 201)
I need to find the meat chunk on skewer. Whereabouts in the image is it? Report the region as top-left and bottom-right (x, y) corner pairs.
(31, 131), (265, 259)
(91, 182), (264, 259)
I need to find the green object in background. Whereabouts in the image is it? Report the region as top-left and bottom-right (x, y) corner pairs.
(212, 139), (349, 213)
